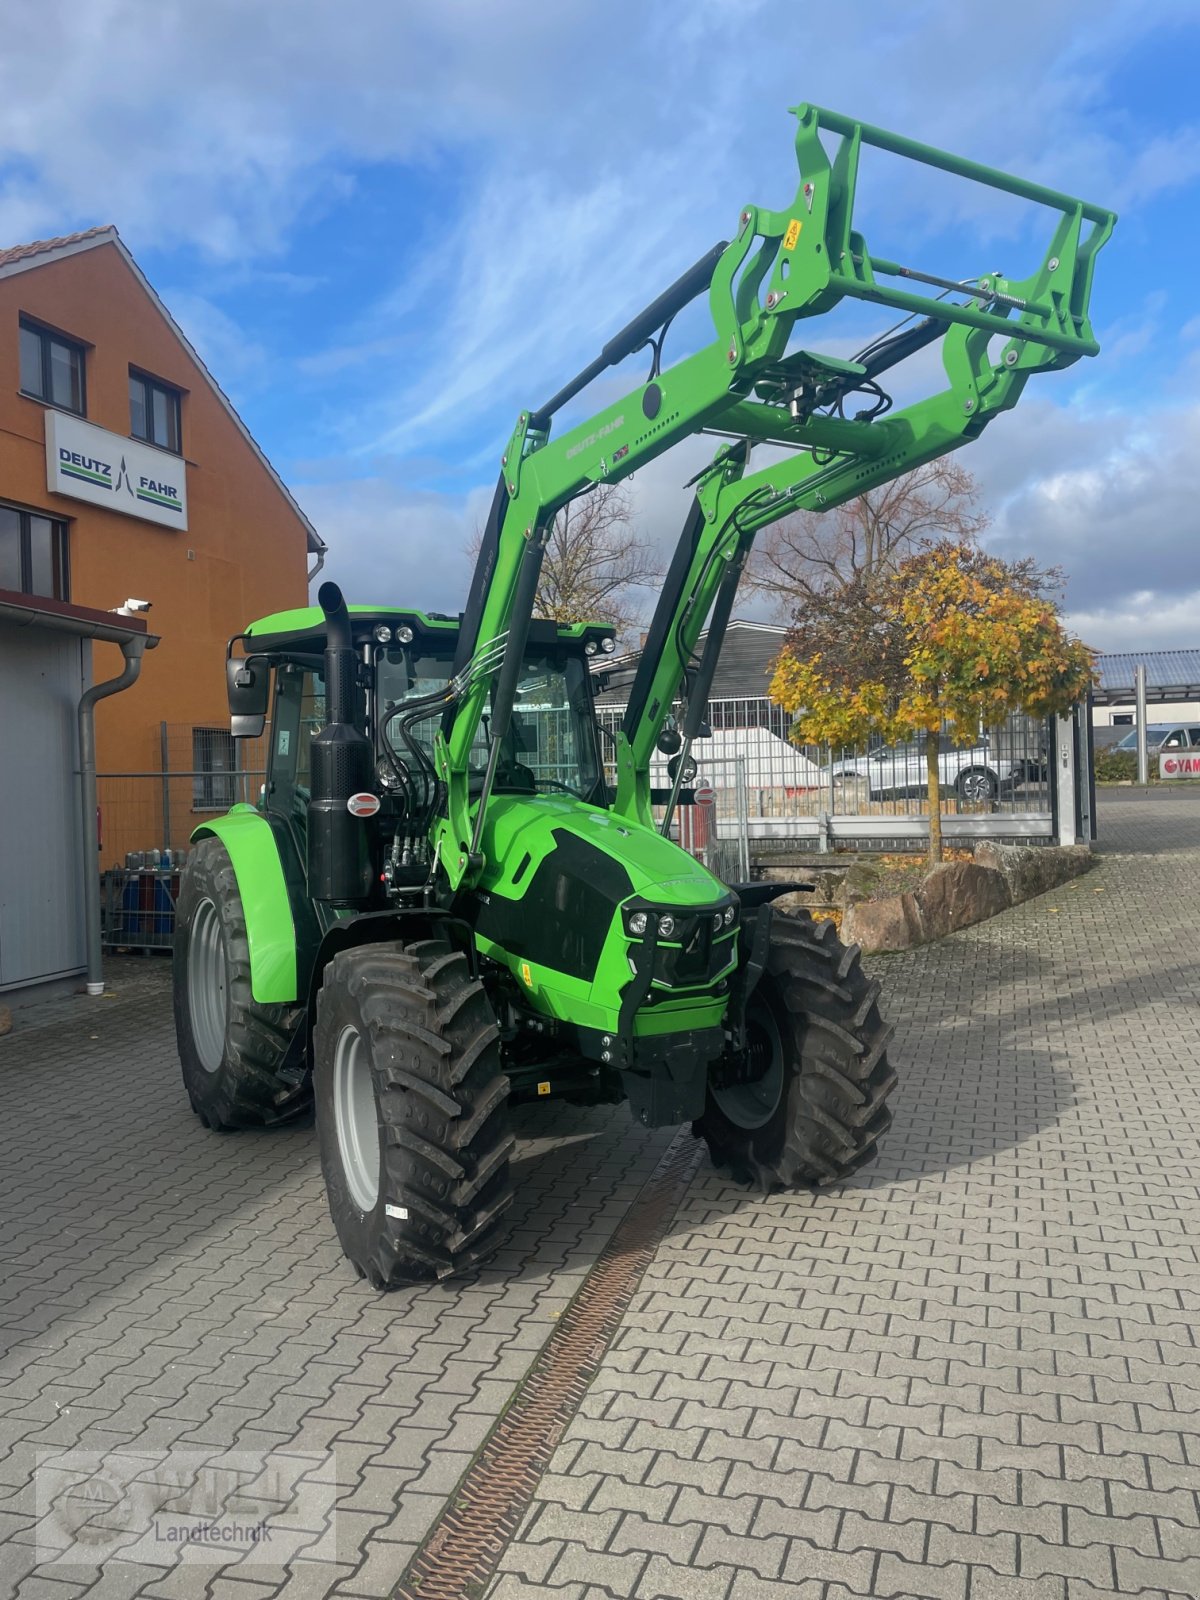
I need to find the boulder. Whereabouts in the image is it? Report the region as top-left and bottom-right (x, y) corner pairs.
(843, 892), (925, 954)
(915, 862), (1011, 940)
(974, 842), (1092, 901)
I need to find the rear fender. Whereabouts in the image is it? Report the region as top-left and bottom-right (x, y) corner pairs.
(191, 806), (297, 1003)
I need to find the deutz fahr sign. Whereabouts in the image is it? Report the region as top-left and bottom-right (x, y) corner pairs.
(45, 411), (188, 532)
(1159, 753), (1200, 780)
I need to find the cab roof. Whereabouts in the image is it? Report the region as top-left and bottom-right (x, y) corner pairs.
(242, 605), (616, 655)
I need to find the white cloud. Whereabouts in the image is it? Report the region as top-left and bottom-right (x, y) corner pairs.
(973, 397), (1200, 639)
(159, 291), (268, 391)
(0, 1), (1188, 266)
(3, 0), (1195, 650)
(1068, 591), (1200, 652)
(296, 476), (493, 611)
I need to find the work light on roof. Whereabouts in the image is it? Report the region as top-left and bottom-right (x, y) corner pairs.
(372, 624), (392, 644)
(395, 625), (415, 644)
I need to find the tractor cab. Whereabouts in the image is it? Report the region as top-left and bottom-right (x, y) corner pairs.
(227, 603), (621, 903)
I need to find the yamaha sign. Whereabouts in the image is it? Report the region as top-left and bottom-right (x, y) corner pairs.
(1160, 752), (1200, 780)
(45, 411), (188, 531)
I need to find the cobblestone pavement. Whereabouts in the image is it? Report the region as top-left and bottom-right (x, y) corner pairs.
(0, 964), (673, 1598)
(490, 789), (1200, 1600)
(1, 788), (1198, 1600)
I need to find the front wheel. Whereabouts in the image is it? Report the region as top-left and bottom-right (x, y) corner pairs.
(695, 912), (897, 1189)
(313, 939), (514, 1286)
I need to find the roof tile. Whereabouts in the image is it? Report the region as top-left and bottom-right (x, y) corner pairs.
(0, 225), (116, 270)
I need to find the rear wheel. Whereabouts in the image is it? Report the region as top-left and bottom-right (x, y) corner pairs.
(695, 911), (897, 1189)
(313, 939), (514, 1286)
(173, 836), (309, 1130)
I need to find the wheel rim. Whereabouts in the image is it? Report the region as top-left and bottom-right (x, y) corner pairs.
(188, 898), (227, 1073)
(333, 1024), (380, 1213)
(711, 998), (786, 1130)
(960, 771), (993, 801)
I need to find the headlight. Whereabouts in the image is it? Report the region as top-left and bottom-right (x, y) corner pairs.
(723, 906), (736, 927)
(627, 911), (648, 936)
(712, 912), (723, 931)
(657, 914), (675, 939)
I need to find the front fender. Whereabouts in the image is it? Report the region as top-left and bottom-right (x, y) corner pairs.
(191, 805), (297, 1003)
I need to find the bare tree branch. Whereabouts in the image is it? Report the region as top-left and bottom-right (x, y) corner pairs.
(746, 460), (989, 620)
(468, 482), (659, 642)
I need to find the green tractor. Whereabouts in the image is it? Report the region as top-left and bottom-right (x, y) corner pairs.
(173, 104), (1112, 1285)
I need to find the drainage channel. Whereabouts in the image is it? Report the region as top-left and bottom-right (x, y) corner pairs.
(395, 1129), (703, 1600)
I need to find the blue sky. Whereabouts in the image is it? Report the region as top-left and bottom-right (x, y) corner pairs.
(3, 0), (1197, 648)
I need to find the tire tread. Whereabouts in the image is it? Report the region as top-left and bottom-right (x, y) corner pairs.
(695, 908), (897, 1190)
(314, 939), (512, 1287)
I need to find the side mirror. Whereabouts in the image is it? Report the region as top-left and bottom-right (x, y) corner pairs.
(227, 655), (270, 739)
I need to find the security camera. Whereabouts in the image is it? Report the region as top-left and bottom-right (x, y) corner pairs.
(114, 598), (153, 615)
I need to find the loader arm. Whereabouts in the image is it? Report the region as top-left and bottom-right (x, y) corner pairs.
(432, 103), (1114, 889)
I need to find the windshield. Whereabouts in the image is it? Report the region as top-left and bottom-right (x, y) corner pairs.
(499, 654), (603, 798)
(376, 646), (603, 800)
(1115, 726), (1171, 750)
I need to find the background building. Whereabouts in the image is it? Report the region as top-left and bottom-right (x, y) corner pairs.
(0, 227), (325, 994)
(0, 226), (324, 870)
(1090, 650), (1200, 734)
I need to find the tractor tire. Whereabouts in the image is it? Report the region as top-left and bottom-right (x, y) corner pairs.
(695, 911), (896, 1190)
(173, 835), (310, 1131)
(313, 939), (514, 1287)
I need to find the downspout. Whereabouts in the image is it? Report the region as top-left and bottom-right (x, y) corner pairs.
(307, 546), (327, 586)
(78, 636), (155, 996)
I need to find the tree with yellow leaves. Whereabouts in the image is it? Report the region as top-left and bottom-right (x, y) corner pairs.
(769, 543), (1094, 864)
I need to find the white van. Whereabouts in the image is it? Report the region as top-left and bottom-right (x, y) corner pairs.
(1114, 724), (1200, 752)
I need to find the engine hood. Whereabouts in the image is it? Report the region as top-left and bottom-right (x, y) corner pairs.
(476, 793), (726, 907)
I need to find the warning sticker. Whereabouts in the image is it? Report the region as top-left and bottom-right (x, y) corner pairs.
(782, 219), (802, 250)
(520, 961), (533, 987)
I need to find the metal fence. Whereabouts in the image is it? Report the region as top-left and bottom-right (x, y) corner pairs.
(96, 722), (268, 870)
(96, 704), (1064, 949)
(97, 722), (268, 950)
(598, 697), (1058, 856)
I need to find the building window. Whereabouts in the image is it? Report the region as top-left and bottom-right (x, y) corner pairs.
(0, 503), (69, 599)
(193, 728), (237, 811)
(130, 369), (182, 454)
(19, 316), (86, 414)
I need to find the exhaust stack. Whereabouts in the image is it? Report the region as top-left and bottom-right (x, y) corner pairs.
(307, 582), (374, 906)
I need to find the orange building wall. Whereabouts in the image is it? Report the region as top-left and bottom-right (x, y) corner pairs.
(0, 242), (312, 858)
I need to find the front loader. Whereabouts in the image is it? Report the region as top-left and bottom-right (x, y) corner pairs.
(173, 104), (1113, 1284)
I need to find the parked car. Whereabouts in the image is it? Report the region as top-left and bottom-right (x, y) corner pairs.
(827, 733), (1018, 802)
(1113, 723), (1200, 751)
